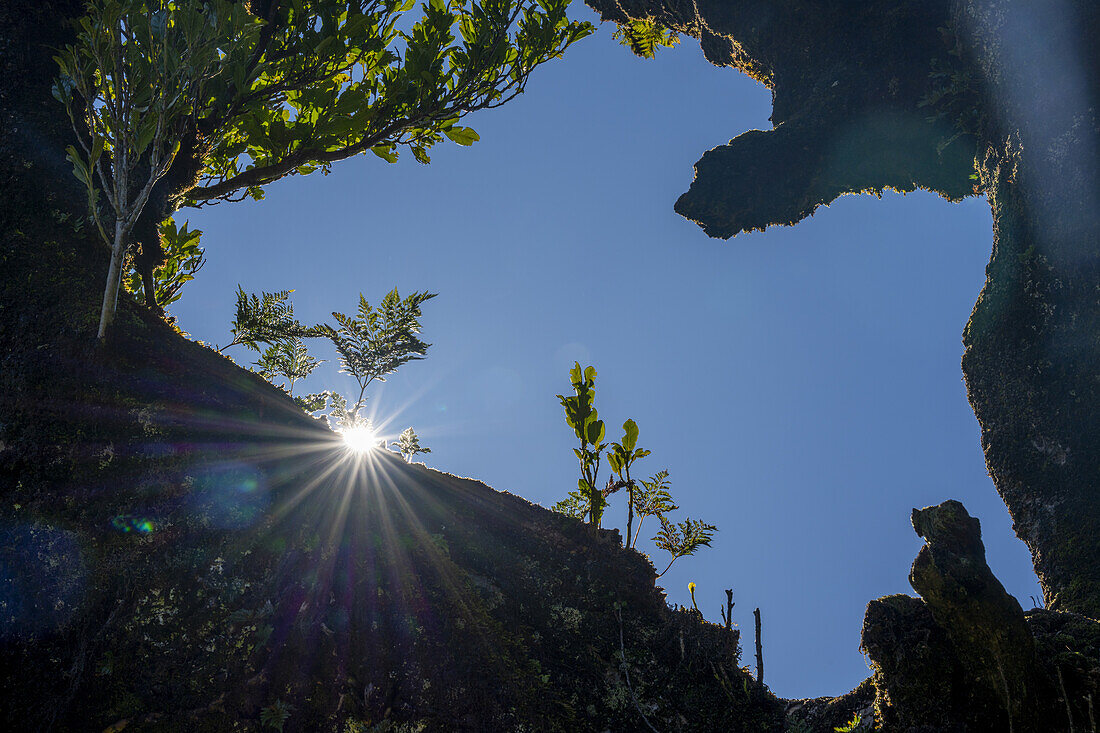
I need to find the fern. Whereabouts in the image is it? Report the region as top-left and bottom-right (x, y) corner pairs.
(325, 391), (353, 430)
(259, 699), (292, 731)
(654, 515), (717, 577)
(218, 287), (319, 354)
(293, 392), (329, 413)
(552, 487), (590, 520)
(392, 427), (431, 462)
(323, 288), (437, 414)
(254, 337), (323, 395)
(631, 470), (678, 549)
(613, 18), (679, 59)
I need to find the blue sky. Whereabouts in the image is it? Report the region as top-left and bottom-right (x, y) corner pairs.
(175, 5), (1042, 700)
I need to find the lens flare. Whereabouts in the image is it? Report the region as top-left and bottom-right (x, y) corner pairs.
(342, 424), (378, 453)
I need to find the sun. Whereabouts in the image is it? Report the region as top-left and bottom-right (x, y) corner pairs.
(341, 424), (378, 454)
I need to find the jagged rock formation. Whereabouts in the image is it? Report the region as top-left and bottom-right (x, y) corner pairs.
(785, 678), (876, 732)
(0, 4), (786, 730)
(861, 500), (1098, 732)
(908, 500), (1042, 728)
(583, 0), (1100, 619)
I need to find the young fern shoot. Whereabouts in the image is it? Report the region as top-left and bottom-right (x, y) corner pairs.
(393, 427), (431, 463)
(254, 338), (323, 396)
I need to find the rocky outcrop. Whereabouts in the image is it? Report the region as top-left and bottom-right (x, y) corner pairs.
(785, 677), (876, 732)
(861, 500), (1097, 732)
(582, 0), (975, 237)
(908, 500), (1042, 729)
(583, 0), (1100, 618)
(0, 6), (786, 730)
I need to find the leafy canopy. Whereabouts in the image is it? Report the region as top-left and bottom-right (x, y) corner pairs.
(123, 219), (205, 311)
(53, 0), (251, 239)
(53, 0), (591, 330)
(57, 0), (594, 209)
(53, 0), (256, 337)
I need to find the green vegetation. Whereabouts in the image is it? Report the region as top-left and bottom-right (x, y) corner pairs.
(555, 362), (609, 525)
(654, 516), (716, 578)
(54, 0), (592, 334)
(255, 337), (324, 396)
(122, 218), (204, 318)
(217, 287), (318, 354)
(324, 289), (437, 417)
(211, 287), (435, 432)
(260, 699), (293, 731)
(553, 363), (717, 578)
(834, 713), (862, 732)
(630, 470), (676, 549)
(393, 427), (431, 462)
(612, 18), (678, 59)
(607, 418), (650, 547)
(53, 0), (250, 337)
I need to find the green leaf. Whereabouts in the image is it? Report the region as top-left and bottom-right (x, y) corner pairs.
(569, 362), (583, 384)
(585, 417), (604, 445)
(443, 126), (479, 146)
(621, 418), (638, 452)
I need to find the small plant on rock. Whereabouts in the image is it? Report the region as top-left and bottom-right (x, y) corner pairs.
(631, 470), (678, 549)
(607, 418), (651, 547)
(259, 699), (292, 731)
(555, 362), (609, 525)
(654, 515), (717, 578)
(393, 427), (431, 463)
(324, 289), (437, 418)
(217, 287), (317, 355)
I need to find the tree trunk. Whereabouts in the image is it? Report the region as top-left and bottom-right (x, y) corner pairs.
(97, 223), (126, 340)
(141, 260), (159, 312)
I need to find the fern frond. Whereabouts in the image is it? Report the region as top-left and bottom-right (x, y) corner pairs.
(612, 18), (679, 59)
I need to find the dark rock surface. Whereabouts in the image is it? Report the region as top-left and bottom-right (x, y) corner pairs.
(908, 500), (1041, 729)
(785, 677), (875, 732)
(583, 0), (1100, 620)
(860, 500), (1096, 732)
(0, 6), (785, 730)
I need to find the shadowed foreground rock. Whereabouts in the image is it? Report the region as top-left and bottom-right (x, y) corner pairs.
(0, 4), (786, 729)
(861, 500), (1097, 732)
